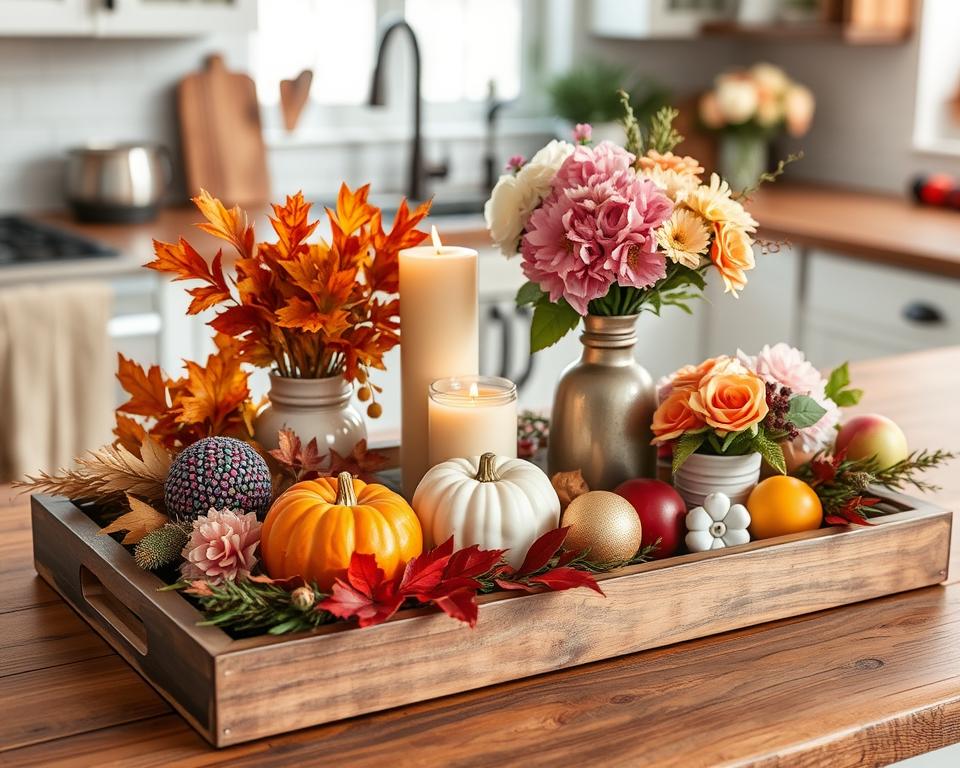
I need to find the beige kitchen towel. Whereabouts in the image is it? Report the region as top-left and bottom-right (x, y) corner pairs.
(0, 281), (114, 482)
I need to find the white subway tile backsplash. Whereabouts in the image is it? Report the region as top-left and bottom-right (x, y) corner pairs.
(0, 33), (248, 212)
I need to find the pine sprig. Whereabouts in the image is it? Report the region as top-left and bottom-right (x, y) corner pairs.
(647, 106), (683, 155)
(796, 448), (956, 524)
(172, 580), (334, 636)
(618, 88), (644, 157)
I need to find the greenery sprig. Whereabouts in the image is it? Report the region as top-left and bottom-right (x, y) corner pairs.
(795, 449), (956, 525)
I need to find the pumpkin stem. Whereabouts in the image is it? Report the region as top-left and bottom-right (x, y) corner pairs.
(335, 471), (358, 506)
(475, 452), (502, 483)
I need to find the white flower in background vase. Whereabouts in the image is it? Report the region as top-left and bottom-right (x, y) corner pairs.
(685, 492), (751, 552)
(484, 139), (574, 256)
(715, 76), (758, 124)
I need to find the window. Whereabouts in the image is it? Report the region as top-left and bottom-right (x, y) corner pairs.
(253, 0), (523, 109)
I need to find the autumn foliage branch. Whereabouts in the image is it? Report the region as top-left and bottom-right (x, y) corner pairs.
(145, 185), (430, 415)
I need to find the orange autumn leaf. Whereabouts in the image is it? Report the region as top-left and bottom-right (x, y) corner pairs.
(269, 192), (317, 259)
(114, 414), (148, 456)
(329, 182), (375, 237)
(177, 355), (251, 435)
(275, 297), (352, 336)
(192, 189), (255, 259)
(145, 238), (232, 315)
(116, 354), (169, 416)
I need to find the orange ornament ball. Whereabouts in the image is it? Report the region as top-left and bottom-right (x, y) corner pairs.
(747, 476), (823, 540)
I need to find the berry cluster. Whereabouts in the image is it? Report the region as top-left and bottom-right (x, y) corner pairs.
(764, 381), (800, 440)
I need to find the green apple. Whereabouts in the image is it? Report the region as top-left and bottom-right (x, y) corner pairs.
(835, 414), (909, 469)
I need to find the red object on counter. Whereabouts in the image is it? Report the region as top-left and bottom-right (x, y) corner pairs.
(912, 173), (960, 210)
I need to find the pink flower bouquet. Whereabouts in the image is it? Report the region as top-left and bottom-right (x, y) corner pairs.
(485, 98), (766, 351)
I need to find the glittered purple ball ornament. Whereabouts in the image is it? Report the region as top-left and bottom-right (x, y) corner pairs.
(164, 437), (272, 523)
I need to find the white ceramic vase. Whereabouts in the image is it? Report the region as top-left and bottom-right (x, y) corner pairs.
(673, 452), (762, 509)
(253, 373), (366, 454)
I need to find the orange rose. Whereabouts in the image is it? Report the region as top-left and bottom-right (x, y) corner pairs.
(651, 389), (706, 444)
(669, 355), (746, 392)
(689, 371), (769, 436)
(710, 222), (755, 297)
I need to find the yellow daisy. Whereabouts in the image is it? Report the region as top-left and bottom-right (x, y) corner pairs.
(685, 173), (758, 232)
(655, 208), (711, 269)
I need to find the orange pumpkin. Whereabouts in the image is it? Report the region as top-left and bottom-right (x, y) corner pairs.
(261, 471), (423, 590)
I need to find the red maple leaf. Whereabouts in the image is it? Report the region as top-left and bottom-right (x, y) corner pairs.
(825, 496), (880, 527)
(512, 526), (571, 576)
(433, 588), (480, 628)
(444, 544), (506, 581)
(316, 553), (403, 628)
(398, 537), (454, 601)
(528, 567), (604, 595)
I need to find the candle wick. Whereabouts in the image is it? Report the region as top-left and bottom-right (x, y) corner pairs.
(431, 224), (443, 254)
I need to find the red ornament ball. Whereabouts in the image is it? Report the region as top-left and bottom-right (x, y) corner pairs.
(613, 478), (687, 559)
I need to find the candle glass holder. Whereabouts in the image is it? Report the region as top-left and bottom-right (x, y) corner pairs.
(428, 376), (518, 467)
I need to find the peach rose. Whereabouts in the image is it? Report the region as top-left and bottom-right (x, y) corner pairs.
(651, 389), (706, 444)
(710, 222), (755, 297)
(669, 355), (747, 393)
(689, 372), (769, 436)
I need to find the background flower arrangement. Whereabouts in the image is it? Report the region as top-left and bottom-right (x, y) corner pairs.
(485, 94), (762, 353)
(699, 62), (815, 140)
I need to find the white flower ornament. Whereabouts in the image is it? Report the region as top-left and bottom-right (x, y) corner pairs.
(685, 492), (751, 552)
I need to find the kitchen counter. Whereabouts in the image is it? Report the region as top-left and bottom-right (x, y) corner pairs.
(2, 206), (490, 284)
(7, 183), (960, 284)
(748, 183), (960, 278)
(2, 346), (960, 766)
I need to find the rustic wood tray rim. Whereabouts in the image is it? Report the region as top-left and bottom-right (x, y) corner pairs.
(32, 489), (949, 655)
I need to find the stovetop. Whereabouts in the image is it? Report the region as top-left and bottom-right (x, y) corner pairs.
(0, 215), (118, 267)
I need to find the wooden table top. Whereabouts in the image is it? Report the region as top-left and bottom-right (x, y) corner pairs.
(2, 347), (960, 767)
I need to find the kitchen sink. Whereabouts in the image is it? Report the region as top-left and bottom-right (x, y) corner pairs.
(320, 193), (487, 218)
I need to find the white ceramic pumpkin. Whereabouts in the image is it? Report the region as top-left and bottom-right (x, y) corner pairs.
(412, 452), (560, 567)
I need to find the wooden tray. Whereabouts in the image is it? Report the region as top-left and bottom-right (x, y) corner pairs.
(31, 490), (951, 747)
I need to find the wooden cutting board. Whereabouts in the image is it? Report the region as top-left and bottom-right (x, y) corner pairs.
(177, 54), (270, 207)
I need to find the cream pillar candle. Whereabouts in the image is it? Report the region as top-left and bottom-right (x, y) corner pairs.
(399, 227), (479, 496)
(428, 376), (518, 466)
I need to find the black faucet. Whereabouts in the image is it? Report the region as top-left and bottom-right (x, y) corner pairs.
(369, 18), (447, 202)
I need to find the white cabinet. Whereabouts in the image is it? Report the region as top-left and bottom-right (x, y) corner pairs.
(702, 243), (802, 358)
(96, 0), (257, 37)
(0, 0), (256, 37)
(801, 251), (960, 369)
(0, 0), (94, 35)
(589, 0), (736, 39)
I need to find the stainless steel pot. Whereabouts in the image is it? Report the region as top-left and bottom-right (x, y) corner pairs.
(65, 143), (172, 223)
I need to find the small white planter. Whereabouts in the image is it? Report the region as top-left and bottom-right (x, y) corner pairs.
(673, 452), (762, 509)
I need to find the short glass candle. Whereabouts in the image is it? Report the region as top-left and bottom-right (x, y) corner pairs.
(428, 376), (518, 466)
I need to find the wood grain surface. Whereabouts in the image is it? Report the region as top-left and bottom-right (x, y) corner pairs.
(2, 347), (960, 765)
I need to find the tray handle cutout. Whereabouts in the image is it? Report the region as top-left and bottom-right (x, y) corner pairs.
(80, 565), (148, 655)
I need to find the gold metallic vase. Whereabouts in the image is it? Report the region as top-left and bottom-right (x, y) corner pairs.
(547, 314), (656, 490)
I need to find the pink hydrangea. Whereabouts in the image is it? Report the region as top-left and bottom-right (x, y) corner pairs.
(738, 343), (824, 395)
(521, 143), (673, 315)
(553, 140), (635, 191)
(180, 508), (261, 584)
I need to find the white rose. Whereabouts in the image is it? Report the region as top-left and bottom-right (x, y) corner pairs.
(750, 63), (790, 98)
(484, 175), (537, 257)
(716, 77), (758, 125)
(484, 140), (573, 257)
